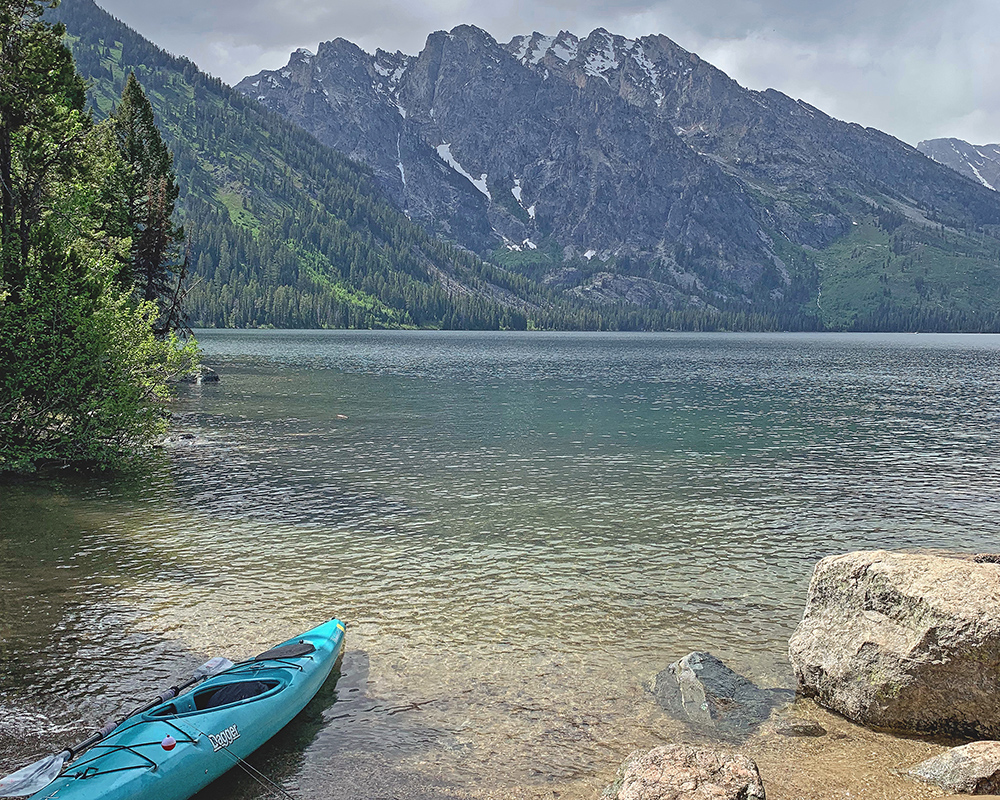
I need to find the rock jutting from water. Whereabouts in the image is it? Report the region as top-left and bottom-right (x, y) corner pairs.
(788, 550), (1000, 737)
(601, 744), (766, 800)
(652, 651), (793, 740)
(908, 741), (1000, 794)
(178, 365), (220, 384)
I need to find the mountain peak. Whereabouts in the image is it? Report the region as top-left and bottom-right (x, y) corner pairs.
(918, 137), (1000, 191)
(232, 20), (1000, 329)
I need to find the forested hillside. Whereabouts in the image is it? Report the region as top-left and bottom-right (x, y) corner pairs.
(47, 0), (559, 330)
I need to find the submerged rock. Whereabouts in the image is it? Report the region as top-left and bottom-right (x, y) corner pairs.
(179, 365), (220, 384)
(652, 652), (792, 740)
(788, 550), (1000, 737)
(909, 741), (1000, 794)
(601, 744), (766, 800)
(773, 721), (827, 737)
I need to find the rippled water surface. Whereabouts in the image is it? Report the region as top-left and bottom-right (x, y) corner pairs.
(4, 331), (1000, 799)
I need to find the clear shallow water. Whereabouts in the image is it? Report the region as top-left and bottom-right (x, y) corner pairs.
(4, 331), (1000, 799)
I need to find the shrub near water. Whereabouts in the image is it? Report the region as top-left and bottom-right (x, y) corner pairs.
(0, 0), (196, 474)
(0, 251), (197, 473)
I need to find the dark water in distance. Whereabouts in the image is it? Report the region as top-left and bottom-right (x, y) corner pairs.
(3, 331), (1000, 799)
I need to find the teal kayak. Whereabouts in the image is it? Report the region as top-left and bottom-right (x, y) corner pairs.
(26, 618), (346, 800)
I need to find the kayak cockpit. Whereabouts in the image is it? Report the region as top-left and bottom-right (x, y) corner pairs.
(144, 678), (284, 719)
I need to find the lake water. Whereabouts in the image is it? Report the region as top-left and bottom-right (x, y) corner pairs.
(3, 331), (1000, 799)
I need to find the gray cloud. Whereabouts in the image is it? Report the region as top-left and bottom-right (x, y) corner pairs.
(96, 0), (999, 146)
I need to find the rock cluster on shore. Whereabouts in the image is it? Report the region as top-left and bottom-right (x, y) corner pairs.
(605, 550), (1000, 799)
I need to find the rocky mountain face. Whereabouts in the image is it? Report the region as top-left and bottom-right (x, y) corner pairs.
(237, 26), (1000, 325)
(237, 29), (782, 310)
(918, 138), (1000, 191)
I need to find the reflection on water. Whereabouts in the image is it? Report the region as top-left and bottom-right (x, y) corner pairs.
(3, 331), (1000, 798)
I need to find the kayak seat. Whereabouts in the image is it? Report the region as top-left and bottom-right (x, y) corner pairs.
(197, 680), (277, 710)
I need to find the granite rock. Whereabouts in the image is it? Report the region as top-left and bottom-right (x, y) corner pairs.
(653, 652), (793, 740)
(602, 744), (766, 800)
(789, 550), (1000, 737)
(909, 741), (1000, 794)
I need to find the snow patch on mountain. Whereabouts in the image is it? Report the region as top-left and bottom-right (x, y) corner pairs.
(436, 143), (491, 199)
(527, 35), (554, 64)
(551, 33), (579, 63)
(510, 32), (580, 66)
(583, 31), (619, 84)
(969, 164), (995, 190)
(397, 134), (406, 188)
(918, 137), (1000, 192)
(629, 41), (665, 106)
(507, 30), (670, 107)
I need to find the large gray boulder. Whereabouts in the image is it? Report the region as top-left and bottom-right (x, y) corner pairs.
(602, 745), (765, 800)
(652, 652), (792, 740)
(788, 550), (1000, 737)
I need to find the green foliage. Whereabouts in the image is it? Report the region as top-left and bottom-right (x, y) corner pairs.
(814, 216), (1000, 331)
(0, 239), (197, 472)
(101, 71), (186, 333)
(0, 0), (88, 289)
(0, 0), (198, 474)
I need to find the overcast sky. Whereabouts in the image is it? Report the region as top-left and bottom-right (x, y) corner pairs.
(96, 0), (998, 147)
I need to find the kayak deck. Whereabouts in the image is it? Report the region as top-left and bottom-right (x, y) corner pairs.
(31, 619), (345, 800)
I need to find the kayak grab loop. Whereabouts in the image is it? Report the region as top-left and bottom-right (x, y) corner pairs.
(70, 744), (159, 779)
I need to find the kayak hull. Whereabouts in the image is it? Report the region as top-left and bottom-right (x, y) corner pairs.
(30, 619), (345, 800)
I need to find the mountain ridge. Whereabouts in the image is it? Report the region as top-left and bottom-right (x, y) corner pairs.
(47, 2), (1000, 331)
(237, 22), (1000, 330)
(50, 0), (624, 331)
(918, 138), (1000, 192)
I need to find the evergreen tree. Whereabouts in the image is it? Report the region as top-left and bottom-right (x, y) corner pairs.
(0, 0), (87, 294)
(0, 0), (197, 474)
(106, 71), (185, 334)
